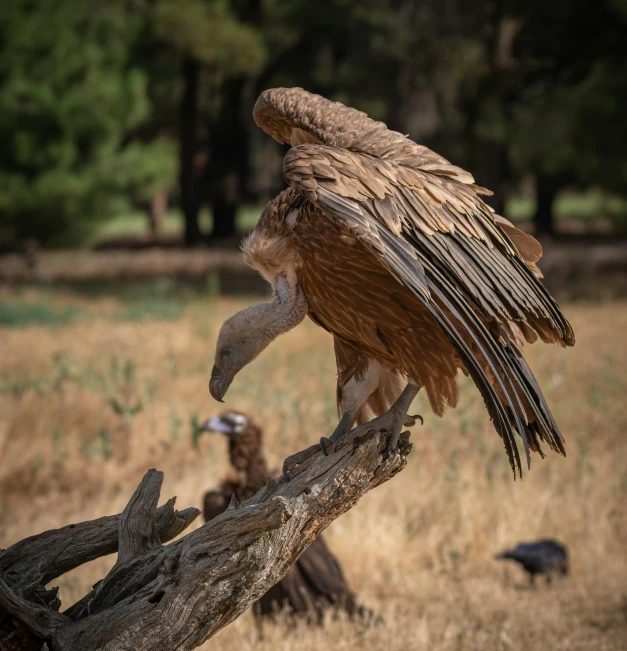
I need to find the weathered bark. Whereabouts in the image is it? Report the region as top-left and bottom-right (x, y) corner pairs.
(0, 497), (198, 588)
(0, 483), (200, 651)
(0, 427), (412, 651)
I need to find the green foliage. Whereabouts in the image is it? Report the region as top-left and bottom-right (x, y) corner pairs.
(1, 0), (626, 244)
(153, 0), (266, 75)
(0, 0), (176, 245)
(506, 64), (627, 189)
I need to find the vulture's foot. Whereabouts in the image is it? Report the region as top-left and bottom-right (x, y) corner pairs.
(346, 408), (408, 458)
(319, 436), (333, 456)
(345, 380), (421, 457)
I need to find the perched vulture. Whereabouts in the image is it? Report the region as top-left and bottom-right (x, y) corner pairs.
(200, 411), (375, 622)
(210, 87), (575, 478)
(496, 539), (569, 584)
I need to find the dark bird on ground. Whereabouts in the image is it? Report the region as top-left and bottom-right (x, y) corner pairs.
(496, 539), (569, 584)
(200, 411), (376, 623)
(209, 87), (575, 478)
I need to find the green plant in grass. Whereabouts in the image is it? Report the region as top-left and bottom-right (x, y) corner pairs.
(105, 356), (143, 423)
(0, 374), (48, 398)
(190, 413), (204, 449)
(169, 407), (181, 442)
(115, 298), (185, 322)
(0, 301), (81, 327)
(81, 429), (113, 462)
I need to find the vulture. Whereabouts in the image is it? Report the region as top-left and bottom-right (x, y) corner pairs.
(200, 411), (375, 622)
(496, 539), (569, 584)
(209, 87), (575, 478)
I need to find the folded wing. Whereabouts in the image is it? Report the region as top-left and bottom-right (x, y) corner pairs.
(283, 143), (574, 477)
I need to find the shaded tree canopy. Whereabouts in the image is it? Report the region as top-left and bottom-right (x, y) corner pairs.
(0, 0), (625, 245)
(0, 0), (177, 245)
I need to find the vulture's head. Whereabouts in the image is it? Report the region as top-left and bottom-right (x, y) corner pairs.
(200, 411), (250, 437)
(199, 411), (265, 471)
(209, 306), (269, 402)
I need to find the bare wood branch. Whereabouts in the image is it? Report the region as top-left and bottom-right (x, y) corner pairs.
(1, 427), (411, 651)
(116, 469), (163, 567)
(52, 429), (411, 651)
(0, 498), (200, 591)
(0, 575), (69, 640)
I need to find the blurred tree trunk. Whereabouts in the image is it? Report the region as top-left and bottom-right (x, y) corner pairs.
(470, 143), (508, 215)
(469, 10), (512, 217)
(179, 57), (203, 246)
(148, 189), (168, 236)
(534, 174), (563, 236)
(209, 79), (250, 239)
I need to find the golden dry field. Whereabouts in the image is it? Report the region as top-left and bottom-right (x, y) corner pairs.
(1, 288), (626, 650)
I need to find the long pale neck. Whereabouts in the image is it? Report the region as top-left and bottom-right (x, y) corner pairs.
(252, 269), (308, 346)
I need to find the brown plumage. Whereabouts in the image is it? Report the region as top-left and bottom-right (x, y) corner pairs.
(201, 411), (372, 622)
(210, 87), (575, 477)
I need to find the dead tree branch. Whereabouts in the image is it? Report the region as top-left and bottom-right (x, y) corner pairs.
(0, 427), (412, 651)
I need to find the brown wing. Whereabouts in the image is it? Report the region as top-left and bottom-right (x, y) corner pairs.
(494, 215), (544, 278)
(202, 490), (230, 522)
(284, 144), (574, 477)
(299, 209), (461, 418)
(254, 87), (475, 186)
(255, 537), (358, 621)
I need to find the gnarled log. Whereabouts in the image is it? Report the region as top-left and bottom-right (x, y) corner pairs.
(0, 426), (412, 651)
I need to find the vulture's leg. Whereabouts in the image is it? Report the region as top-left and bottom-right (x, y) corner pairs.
(323, 358), (396, 455)
(320, 412), (354, 456)
(346, 379), (421, 457)
(282, 375), (420, 480)
(325, 410), (420, 453)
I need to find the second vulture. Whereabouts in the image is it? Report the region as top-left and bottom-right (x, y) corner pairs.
(210, 87), (575, 477)
(200, 411), (375, 622)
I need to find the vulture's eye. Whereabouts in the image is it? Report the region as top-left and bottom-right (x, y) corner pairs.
(222, 347), (232, 358)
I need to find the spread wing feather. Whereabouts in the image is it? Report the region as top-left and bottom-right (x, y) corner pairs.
(283, 144), (573, 476)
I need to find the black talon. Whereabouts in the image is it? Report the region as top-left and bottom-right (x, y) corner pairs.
(404, 413), (424, 427)
(319, 436), (332, 456)
(385, 429), (402, 458)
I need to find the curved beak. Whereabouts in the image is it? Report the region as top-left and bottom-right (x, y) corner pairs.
(200, 416), (230, 434)
(209, 364), (230, 403)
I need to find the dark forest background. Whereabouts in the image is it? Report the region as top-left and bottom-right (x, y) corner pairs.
(1, 0), (627, 247)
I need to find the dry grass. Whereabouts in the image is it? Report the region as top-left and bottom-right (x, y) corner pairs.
(1, 292), (626, 650)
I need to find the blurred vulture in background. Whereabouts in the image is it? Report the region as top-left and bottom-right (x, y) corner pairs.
(200, 411), (377, 623)
(496, 540), (569, 585)
(209, 87), (575, 478)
